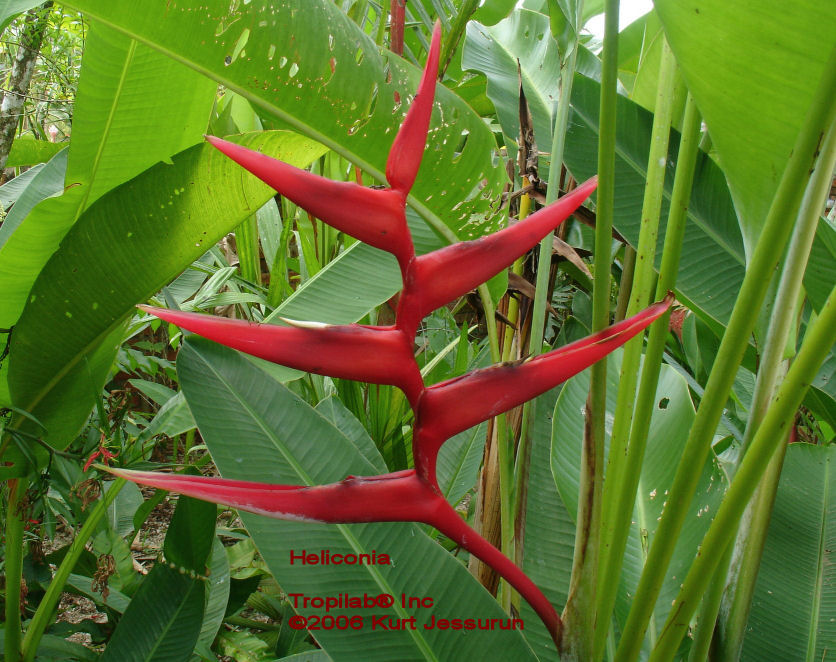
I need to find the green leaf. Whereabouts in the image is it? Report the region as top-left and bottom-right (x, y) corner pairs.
(164, 492), (216, 576)
(5, 138), (65, 168)
(276, 652), (333, 662)
(315, 396), (388, 474)
(0, 147), (68, 248)
(267, 243), (400, 326)
(654, 0), (836, 256)
(61, 0), (506, 240)
(65, 573), (131, 613)
(564, 73), (746, 330)
(804, 220), (836, 313)
(0, 163), (45, 209)
(0, 0), (42, 27)
(0, 21), (216, 328)
(7, 131), (325, 459)
(473, 0), (517, 26)
(100, 563), (205, 662)
(104, 479), (144, 538)
(741, 443), (834, 661)
(101, 490), (215, 661)
(551, 351), (725, 649)
(462, 11), (560, 148)
(177, 337), (540, 661)
(135, 392), (197, 445)
(435, 422), (486, 508)
(195, 537), (231, 653)
(0, 630), (98, 661)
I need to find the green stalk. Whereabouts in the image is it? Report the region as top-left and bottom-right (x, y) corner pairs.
(235, 214), (261, 284)
(5, 478), (26, 662)
(649, 279), (836, 660)
(514, 0), (584, 554)
(597, 43), (677, 649)
(560, 1), (617, 657)
(21, 477), (126, 662)
(614, 246), (636, 322)
(374, 0), (391, 46)
(614, 45), (836, 662)
(687, 540), (733, 662)
(715, 118), (836, 661)
(439, 0), (480, 77)
(595, 92), (701, 661)
(528, 22), (582, 360)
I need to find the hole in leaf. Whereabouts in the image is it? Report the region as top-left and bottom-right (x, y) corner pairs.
(658, 397), (670, 410)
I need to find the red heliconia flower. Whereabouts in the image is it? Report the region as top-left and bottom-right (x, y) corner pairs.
(114, 22), (671, 648)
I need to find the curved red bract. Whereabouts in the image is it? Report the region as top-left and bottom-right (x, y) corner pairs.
(115, 21), (671, 648)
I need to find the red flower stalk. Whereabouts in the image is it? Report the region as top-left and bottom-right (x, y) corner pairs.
(121, 22), (672, 648)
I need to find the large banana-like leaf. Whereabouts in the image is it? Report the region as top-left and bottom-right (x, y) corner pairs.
(741, 443), (834, 661)
(654, 0), (836, 257)
(6, 132), (326, 465)
(177, 337), (540, 662)
(462, 10), (561, 148)
(551, 352), (725, 653)
(0, 21), (216, 327)
(564, 73), (744, 332)
(459, 13), (744, 332)
(61, 0), (507, 239)
(100, 492), (216, 661)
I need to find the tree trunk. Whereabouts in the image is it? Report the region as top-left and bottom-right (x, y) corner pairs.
(0, 2), (53, 173)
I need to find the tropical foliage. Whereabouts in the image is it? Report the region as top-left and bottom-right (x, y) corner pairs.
(0, 1), (834, 661)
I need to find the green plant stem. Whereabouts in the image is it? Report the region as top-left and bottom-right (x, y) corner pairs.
(595, 92), (701, 661)
(687, 540), (732, 662)
(514, 0), (584, 567)
(374, 0), (391, 46)
(561, 1), (616, 658)
(715, 117), (836, 661)
(21, 477), (126, 662)
(597, 45), (677, 651)
(615, 45), (836, 662)
(5, 478), (26, 662)
(439, 0), (480, 77)
(528, 21), (581, 361)
(614, 245), (636, 322)
(649, 279), (836, 660)
(235, 214), (261, 284)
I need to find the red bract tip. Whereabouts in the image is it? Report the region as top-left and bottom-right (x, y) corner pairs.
(108, 467), (442, 523)
(396, 177), (598, 334)
(385, 21), (442, 194)
(139, 305), (424, 405)
(108, 464), (560, 643)
(414, 295), (673, 457)
(206, 136), (414, 263)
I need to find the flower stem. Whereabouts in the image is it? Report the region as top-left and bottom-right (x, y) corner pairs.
(649, 276), (836, 660)
(561, 0), (617, 657)
(596, 89), (701, 660)
(714, 115), (836, 662)
(5, 478), (26, 662)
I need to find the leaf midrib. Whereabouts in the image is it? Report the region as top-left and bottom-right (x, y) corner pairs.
(805, 449), (832, 662)
(61, 2), (456, 243)
(143, 573), (202, 662)
(188, 343), (440, 662)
